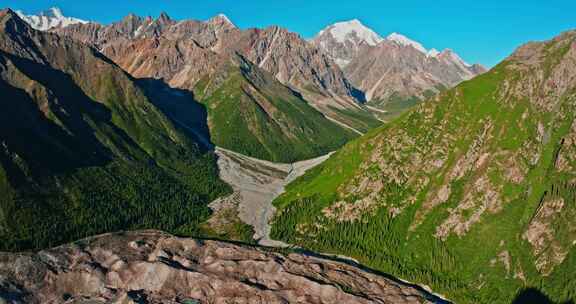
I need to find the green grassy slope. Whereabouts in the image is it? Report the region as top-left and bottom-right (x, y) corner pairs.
(193, 56), (359, 163)
(271, 32), (576, 303)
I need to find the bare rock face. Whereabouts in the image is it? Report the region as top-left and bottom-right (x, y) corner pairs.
(344, 43), (486, 105)
(230, 26), (358, 101)
(0, 230), (445, 304)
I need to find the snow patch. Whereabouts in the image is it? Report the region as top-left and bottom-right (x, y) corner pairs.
(15, 7), (88, 31)
(335, 58), (351, 68)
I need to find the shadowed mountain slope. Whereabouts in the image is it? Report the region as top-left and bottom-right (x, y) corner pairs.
(0, 9), (230, 251)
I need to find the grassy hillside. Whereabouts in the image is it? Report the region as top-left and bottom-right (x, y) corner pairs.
(193, 56), (359, 163)
(271, 32), (576, 303)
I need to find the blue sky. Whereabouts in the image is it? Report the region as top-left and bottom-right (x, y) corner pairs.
(3, 0), (575, 67)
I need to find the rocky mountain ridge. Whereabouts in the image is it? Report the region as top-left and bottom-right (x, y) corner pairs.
(55, 12), (367, 111)
(0, 230), (448, 304)
(52, 11), (381, 161)
(19, 8), (488, 123)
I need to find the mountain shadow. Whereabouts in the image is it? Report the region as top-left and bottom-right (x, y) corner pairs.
(0, 50), (139, 180)
(137, 78), (214, 151)
(512, 288), (574, 304)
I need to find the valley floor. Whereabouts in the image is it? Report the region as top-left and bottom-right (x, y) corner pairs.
(209, 147), (332, 247)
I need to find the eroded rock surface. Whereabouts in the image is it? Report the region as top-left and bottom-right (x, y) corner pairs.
(0, 231), (445, 304)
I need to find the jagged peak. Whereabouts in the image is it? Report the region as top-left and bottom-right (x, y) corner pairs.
(1, 8), (31, 31)
(427, 48), (440, 57)
(438, 48), (472, 67)
(125, 13), (139, 20)
(120, 13), (143, 25)
(208, 13), (237, 28)
(158, 11), (172, 23)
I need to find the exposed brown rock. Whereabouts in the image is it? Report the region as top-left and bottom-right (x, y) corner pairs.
(523, 198), (573, 276)
(0, 231), (445, 304)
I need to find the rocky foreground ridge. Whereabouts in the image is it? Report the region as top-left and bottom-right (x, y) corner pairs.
(0, 230), (448, 304)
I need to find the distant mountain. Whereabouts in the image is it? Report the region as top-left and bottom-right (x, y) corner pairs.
(57, 12), (378, 123)
(0, 8), (229, 250)
(312, 19), (383, 67)
(312, 20), (486, 119)
(15, 7), (87, 31)
(55, 12), (380, 161)
(273, 29), (576, 303)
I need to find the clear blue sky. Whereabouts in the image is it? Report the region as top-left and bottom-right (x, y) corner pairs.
(3, 0), (575, 67)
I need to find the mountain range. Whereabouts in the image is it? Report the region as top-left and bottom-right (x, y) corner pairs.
(312, 19), (487, 117)
(19, 7), (485, 124)
(53, 11), (381, 161)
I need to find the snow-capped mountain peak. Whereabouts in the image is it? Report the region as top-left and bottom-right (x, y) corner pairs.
(15, 7), (88, 31)
(386, 32), (427, 54)
(320, 19), (383, 46)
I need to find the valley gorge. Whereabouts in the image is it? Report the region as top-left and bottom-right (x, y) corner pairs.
(0, 5), (575, 304)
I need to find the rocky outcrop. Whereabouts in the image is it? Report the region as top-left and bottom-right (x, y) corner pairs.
(0, 230), (446, 304)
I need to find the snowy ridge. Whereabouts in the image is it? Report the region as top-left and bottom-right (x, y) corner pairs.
(314, 19), (478, 67)
(387, 32), (427, 53)
(15, 7), (88, 31)
(320, 19), (383, 46)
